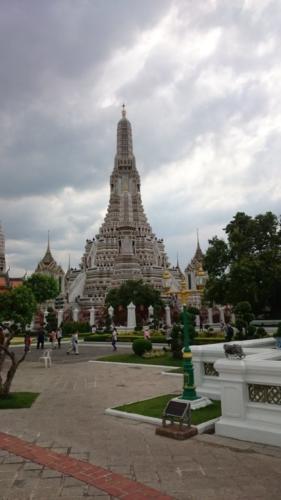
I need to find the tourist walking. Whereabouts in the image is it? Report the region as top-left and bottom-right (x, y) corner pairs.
(37, 328), (45, 349)
(50, 330), (56, 349)
(224, 323), (234, 342)
(56, 328), (62, 348)
(67, 332), (79, 355)
(73, 332), (79, 354)
(24, 334), (32, 353)
(143, 325), (150, 340)
(111, 327), (118, 351)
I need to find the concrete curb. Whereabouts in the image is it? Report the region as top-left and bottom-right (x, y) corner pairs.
(161, 371), (181, 377)
(197, 417), (220, 433)
(105, 408), (162, 426)
(105, 408), (220, 434)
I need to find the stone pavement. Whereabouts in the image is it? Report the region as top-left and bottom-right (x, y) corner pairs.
(0, 344), (281, 499)
(0, 434), (171, 500)
(0, 447), (109, 500)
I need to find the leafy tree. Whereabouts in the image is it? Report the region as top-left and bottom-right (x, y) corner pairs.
(186, 309), (196, 343)
(24, 274), (59, 303)
(45, 307), (57, 333)
(106, 280), (164, 327)
(0, 276), (59, 397)
(0, 286), (37, 329)
(204, 212), (281, 316)
(187, 306), (200, 316)
(104, 314), (112, 333)
(170, 310), (196, 359)
(61, 321), (90, 335)
(0, 286), (37, 396)
(105, 280), (163, 309)
(170, 323), (183, 359)
(233, 301), (255, 339)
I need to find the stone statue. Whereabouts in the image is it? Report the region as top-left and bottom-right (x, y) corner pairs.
(224, 344), (245, 359)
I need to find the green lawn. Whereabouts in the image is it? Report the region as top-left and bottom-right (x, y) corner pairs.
(115, 394), (221, 425)
(97, 352), (183, 367)
(0, 392), (39, 409)
(10, 337), (37, 345)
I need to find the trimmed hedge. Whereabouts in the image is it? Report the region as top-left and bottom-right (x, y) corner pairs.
(83, 334), (111, 341)
(83, 334), (225, 345)
(192, 337), (226, 345)
(62, 321), (90, 335)
(132, 339), (152, 356)
(83, 334), (167, 342)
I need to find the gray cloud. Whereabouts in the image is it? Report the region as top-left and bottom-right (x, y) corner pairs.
(0, 0), (281, 276)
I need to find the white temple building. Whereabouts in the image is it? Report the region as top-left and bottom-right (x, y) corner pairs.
(66, 106), (176, 310)
(32, 107), (208, 315)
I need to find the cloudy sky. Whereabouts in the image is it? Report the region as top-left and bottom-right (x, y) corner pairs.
(1, 0), (281, 276)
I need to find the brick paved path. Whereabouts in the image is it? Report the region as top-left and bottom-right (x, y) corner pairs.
(0, 345), (281, 499)
(0, 432), (172, 499)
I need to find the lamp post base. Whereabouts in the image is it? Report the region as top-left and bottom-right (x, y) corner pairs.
(173, 395), (212, 410)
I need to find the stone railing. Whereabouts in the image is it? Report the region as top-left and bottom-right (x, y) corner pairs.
(203, 362), (219, 377)
(191, 337), (275, 401)
(248, 383), (281, 405)
(214, 349), (281, 447)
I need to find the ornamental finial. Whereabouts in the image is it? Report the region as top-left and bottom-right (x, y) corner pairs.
(122, 103), (126, 118)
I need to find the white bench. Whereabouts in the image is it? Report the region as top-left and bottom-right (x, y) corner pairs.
(39, 349), (52, 368)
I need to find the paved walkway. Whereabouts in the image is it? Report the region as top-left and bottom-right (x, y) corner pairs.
(0, 344), (281, 499)
(0, 433), (171, 499)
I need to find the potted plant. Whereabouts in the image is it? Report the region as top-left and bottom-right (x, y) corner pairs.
(273, 322), (281, 349)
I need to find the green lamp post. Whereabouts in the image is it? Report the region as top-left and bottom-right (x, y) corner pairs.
(180, 306), (199, 401)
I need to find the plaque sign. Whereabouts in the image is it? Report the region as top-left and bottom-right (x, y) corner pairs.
(162, 400), (191, 428)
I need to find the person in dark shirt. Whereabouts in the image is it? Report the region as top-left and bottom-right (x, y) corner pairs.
(37, 329), (45, 349)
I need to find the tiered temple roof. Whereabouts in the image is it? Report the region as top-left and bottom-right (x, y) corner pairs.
(70, 107), (170, 308)
(35, 234), (65, 293)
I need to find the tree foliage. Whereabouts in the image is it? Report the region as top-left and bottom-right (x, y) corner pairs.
(45, 308), (57, 333)
(0, 286), (37, 396)
(233, 301), (255, 338)
(24, 274), (59, 303)
(170, 309), (196, 359)
(0, 286), (37, 329)
(203, 211), (281, 316)
(0, 275), (59, 397)
(105, 280), (163, 309)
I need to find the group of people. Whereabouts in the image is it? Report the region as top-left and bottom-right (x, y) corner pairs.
(37, 328), (80, 355)
(36, 328), (63, 350)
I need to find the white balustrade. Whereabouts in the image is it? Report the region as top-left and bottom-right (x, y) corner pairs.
(127, 302), (136, 329)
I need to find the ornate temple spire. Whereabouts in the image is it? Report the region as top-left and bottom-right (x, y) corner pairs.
(40, 231), (55, 266)
(116, 104), (133, 158)
(35, 232), (64, 276)
(0, 221), (6, 273)
(194, 229), (204, 262)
